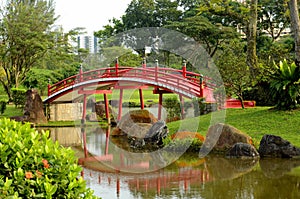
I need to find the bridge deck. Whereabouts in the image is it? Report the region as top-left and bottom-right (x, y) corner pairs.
(44, 66), (215, 103)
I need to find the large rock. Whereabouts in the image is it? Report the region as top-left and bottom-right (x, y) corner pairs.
(226, 142), (259, 158)
(111, 110), (168, 149)
(204, 123), (253, 153)
(258, 134), (300, 158)
(128, 120), (168, 149)
(111, 109), (157, 137)
(11, 89), (47, 124)
(144, 120), (168, 143)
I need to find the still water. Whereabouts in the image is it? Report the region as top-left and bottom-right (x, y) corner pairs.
(47, 126), (300, 199)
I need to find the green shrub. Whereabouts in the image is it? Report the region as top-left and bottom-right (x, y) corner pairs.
(0, 118), (99, 198)
(271, 59), (300, 110)
(11, 88), (26, 108)
(0, 100), (6, 114)
(192, 98), (217, 116)
(163, 137), (203, 152)
(163, 97), (181, 121)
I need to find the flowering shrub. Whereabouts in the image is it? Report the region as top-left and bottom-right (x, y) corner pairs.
(0, 118), (99, 198)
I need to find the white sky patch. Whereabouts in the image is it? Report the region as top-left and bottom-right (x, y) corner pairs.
(54, 0), (132, 34)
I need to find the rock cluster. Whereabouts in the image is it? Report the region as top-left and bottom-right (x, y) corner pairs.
(200, 123), (258, 158)
(203, 123), (300, 159)
(112, 110), (168, 149)
(258, 134), (300, 158)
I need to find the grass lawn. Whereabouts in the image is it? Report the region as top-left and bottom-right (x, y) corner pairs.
(167, 107), (300, 148)
(93, 88), (179, 105)
(2, 99), (300, 148)
(0, 104), (23, 119)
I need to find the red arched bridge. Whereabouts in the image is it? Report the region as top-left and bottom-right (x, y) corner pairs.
(43, 60), (215, 121)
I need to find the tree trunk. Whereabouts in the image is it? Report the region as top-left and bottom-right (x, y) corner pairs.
(288, 0), (300, 65)
(238, 94), (245, 109)
(1, 83), (13, 102)
(246, 0), (258, 77)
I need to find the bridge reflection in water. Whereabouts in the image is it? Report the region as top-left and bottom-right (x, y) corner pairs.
(47, 126), (300, 199)
(48, 126), (213, 198)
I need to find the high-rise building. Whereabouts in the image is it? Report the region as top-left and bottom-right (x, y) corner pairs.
(77, 35), (100, 54)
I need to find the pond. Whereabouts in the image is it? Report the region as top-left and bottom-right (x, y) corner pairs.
(46, 126), (300, 199)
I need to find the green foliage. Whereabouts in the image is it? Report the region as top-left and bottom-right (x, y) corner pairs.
(163, 97), (181, 121)
(167, 107), (300, 148)
(215, 39), (252, 107)
(11, 88), (26, 108)
(0, 0), (57, 100)
(163, 137), (203, 152)
(23, 68), (63, 96)
(257, 0), (289, 41)
(258, 35), (294, 68)
(192, 98), (218, 116)
(192, 98), (205, 117)
(0, 100), (7, 114)
(271, 59), (300, 110)
(165, 15), (239, 57)
(98, 46), (142, 68)
(0, 118), (99, 198)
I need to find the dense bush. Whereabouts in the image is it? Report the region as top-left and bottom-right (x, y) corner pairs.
(11, 88), (26, 108)
(192, 98), (217, 116)
(0, 118), (99, 198)
(270, 60), (300, 110)
(163, 97), (181, 121)
(0, 100), (7, 114)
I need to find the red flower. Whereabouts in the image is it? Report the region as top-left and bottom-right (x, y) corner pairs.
(42, 159), (50, 168)
(25, 171), (33, 179)
(36, 170), (43, 178)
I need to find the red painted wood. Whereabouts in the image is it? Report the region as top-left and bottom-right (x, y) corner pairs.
(104, 94), (110, 124)
(46, 66), (215, 103)
(118, 89), (123, 121)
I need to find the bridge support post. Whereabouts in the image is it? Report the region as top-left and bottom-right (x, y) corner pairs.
(182, 60), (187, 78)
(82, 94), (87, 124)
(139, 88), (144, 110)
(118, 89), (123, 121)
(81, 127), (88, 158)
(200, 75), (204, 97)
(142, 57), (146, 68)
(104, 93), (111, 124)
(155, 59), (159, 82)
(115, 57), (119, 76)
(179, 95), (185, 119)
(105, 126), (110, 155)
(158, 93), (163, 120)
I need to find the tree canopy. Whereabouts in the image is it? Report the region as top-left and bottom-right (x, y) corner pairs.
(0, 0), (56, 100)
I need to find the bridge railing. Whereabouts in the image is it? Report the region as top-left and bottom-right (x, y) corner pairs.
(47, 66), (212, 98)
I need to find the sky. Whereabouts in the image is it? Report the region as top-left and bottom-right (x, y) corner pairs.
(54, 0), (132, 35)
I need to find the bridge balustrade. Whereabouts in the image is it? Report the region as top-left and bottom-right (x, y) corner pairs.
(47, 66), (210, 99)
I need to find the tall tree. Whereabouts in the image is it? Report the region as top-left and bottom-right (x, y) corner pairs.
(246, 0), (258, 77)
(165, 15), (239, 57)
(0, 0), (56, 101)
(288, 0), (300, 65)
(216, 39), (251, 108)
(257, 0), (290, 41)
(199, 0), (259, 76)
(122, 0), (157, 29)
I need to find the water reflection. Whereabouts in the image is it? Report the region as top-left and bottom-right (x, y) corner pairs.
(47, 126), (300, 199)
